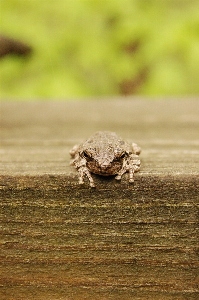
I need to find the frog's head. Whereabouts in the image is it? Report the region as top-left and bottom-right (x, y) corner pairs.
(81, 145), (129, 175)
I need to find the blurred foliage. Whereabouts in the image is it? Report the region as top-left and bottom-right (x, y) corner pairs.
(0, 0), (199, 99)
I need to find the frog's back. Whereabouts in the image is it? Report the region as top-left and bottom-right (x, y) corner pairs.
(89, 131), (120, 143)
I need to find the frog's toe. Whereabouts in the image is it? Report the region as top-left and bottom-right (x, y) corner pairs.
(115, 175), (122, 180)
(78, 178), (84, 185)
(89, 182), (96, 188)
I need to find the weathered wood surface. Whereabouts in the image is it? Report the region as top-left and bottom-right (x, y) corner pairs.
(0, 98), (199, 300)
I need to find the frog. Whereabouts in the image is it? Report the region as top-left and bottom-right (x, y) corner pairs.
(70, 131), (141, 187)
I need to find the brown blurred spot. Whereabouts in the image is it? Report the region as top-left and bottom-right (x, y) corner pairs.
(123, 39), (141, 55)
(119, 67), (149, 95)
(0, 34), (32, 58)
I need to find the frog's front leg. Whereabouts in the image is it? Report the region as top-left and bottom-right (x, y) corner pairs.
(77, 165), (95, 187)
(115, 158), (129, 181)
(71, 155), (95, 187)
(129, 154), (141, 182)
(115, 154), (140, 183)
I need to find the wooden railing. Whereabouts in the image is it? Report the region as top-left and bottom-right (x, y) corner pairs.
(1, 98), (198, 300)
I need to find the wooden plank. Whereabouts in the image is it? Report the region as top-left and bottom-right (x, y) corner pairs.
(0, 98), (199, 300)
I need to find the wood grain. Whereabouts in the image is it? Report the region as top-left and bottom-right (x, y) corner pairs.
(0, 98), (199, 300)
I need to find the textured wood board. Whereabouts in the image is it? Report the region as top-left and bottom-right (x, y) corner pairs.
(0, 98), (199, 300)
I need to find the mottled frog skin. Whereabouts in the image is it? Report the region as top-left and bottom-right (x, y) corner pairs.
(70, 131), (141, 187)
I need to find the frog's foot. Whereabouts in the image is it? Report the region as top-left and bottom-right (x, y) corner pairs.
(88, 178), (95, 188)
(115, 172), (134, 183)
(78, 167), (95, 188)
(115, 162), (129, 181)
(116, 164), (139, 183)
(78, 177), (84, 185)
(115, 174), (122, 181)
(115, 168), (127, 181)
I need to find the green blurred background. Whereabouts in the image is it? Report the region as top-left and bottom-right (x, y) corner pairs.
(0, 0), (199, 99)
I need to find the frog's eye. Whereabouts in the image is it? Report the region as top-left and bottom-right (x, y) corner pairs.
(83, 151), (90, 158)
(120, 152), (126, 159)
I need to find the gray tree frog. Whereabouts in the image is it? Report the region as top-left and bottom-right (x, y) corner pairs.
(70, 131), (141, 187)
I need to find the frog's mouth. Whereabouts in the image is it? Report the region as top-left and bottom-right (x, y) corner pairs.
(87, 161), (122, 176)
